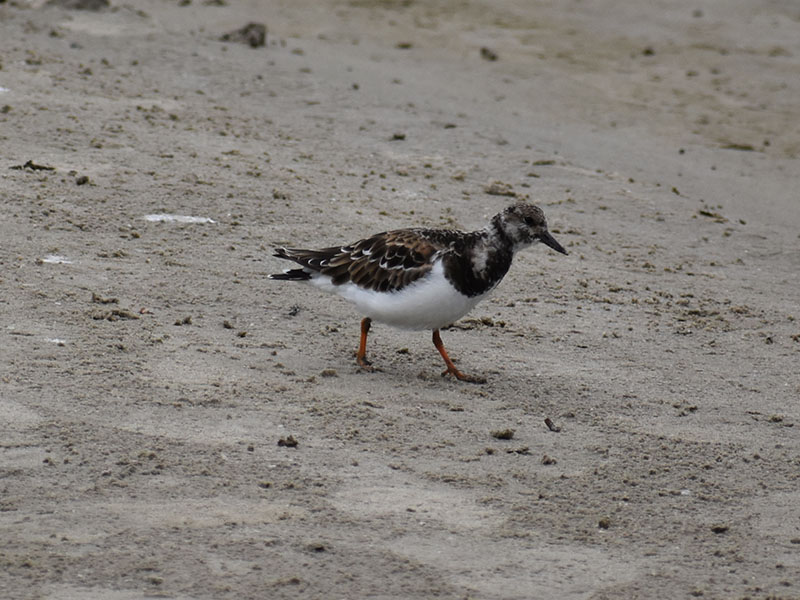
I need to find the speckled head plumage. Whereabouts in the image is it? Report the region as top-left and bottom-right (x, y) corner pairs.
(490, 203), (567, 255)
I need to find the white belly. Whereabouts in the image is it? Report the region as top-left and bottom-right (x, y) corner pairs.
(309, 261), (491, 330)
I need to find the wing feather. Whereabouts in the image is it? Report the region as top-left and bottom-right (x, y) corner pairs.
(274, 229), (450, 292)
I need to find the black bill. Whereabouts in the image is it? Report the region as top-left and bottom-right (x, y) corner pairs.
(539, 231), (568, 255)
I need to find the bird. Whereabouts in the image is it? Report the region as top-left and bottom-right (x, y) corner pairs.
(268, 202), (567, 383)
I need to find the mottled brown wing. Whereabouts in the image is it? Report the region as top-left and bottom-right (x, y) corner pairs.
(277, 229), (446, 292)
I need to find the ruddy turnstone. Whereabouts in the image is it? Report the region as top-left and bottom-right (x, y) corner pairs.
(269, 203), (567, 383)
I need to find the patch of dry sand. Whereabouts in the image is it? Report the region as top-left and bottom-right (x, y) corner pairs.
(2, 1), (799, 598)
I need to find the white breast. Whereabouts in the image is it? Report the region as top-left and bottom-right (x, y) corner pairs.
(309, 260), (490, 330)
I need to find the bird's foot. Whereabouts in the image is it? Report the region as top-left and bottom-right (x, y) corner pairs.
(356, 355), (377, 372)
(441, 366), (487, 384)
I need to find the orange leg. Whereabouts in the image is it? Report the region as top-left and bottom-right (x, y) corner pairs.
(432, 329), (486, 384)
(356, 317), (373, 369)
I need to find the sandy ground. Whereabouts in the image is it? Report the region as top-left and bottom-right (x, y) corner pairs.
(2, 1), (800, 598)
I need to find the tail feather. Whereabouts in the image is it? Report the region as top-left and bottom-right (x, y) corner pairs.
(268, 268), (312, 281)
(270, 246), (316, 281)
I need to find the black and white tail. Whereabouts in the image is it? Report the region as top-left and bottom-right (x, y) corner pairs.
(268, 269), (312, 281)
(268, 247), (313, 281)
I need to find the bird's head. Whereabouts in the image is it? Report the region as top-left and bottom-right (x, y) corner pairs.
(493, 203), (568, 255)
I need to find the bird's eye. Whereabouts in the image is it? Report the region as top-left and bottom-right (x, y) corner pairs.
(524, 217), (535, 226)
